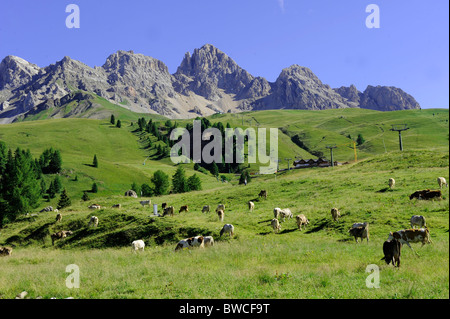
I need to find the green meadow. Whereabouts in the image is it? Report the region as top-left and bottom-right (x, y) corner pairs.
(0, 108), (448, 299)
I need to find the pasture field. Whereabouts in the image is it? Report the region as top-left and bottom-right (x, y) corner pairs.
(0, 108), (448, 299)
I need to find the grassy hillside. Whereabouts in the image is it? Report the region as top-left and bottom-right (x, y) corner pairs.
(0, 108), (448, 299)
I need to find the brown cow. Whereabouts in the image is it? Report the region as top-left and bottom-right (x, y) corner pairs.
(0, 246), (13, 257)
(163, 206), (174, 217)
(51, 230), (73, 246)
(388, 228), (432, 255)
(409, 189), (442, 200)
(258, 190), (267, 199)
(179, 205), (189, 213)
(348, 222), (369, 243)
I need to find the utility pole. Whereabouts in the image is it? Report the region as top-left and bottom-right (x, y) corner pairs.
(390, 124), (409, 151)
(326, 145), (337, 167)
(284, 158), (292, 171)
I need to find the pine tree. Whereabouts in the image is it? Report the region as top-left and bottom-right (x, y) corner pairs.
(48, 149), (62, 174)
(151, 170), (170, 195)
(110, 114), (115, 125)
(52, 175), (62, 193)
(81, 191), (90, 201)
(116, 119), (122, 128)
(57, 189), (71, 210)
(187, 174), (202, 191)
(356, 134), (365, 146)
(172, 165), (188, 193)
(91, 182), (98, 193)
(210, 162), (219, 177)
(141, 183), (153, 197)
(93, 154), (98, 168)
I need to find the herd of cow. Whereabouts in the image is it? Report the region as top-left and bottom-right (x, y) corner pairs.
(0, 177), (447, 269)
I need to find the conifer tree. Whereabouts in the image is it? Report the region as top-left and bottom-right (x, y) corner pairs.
(57, 188), (71, 210)
(93, 154), (98, 168)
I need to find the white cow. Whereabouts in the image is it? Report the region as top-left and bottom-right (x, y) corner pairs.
(88, 216), (99, 227)
(131, 240), (145, 252)
(88, 204), (101, 210)
(273, 207), (282, 219)
(410, 215), (426, 229)
(202, 205), (210, 213)
(220, 224), (235, 237)
(203, 236), (215, 247)
(279, 208), (293, 221)
(217, 209), (224, 222)
(271, 218), (281, 234)
(437, 177), (448, 189)
(140, 200), (151, 207)
(389, 178), (395, 189)
(248, 201), (255, 212)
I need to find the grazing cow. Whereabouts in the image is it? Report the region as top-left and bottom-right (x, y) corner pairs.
(217, 209), (224, 222)
(55, 213), (62, 223)
(259, 190), (268, 199)
(388, 228), (432, 254)
(51, 230), (73, 246)
(0, 246), (13, 256)
(131, 240), (145, 252)
(179, 205), (189, 213)
(381, 238), (402, 267)
(409, 189), (442, 200)
(410, 215), (426, 229)
(389, 178), (395, 189)
(271, 218), (281, 234)
(220, 224), (235, 237)
(88, 216), (99, 227)
(88, 204), (101, 210)
(40, 206), (53, 213)
(331, 208), (341, 221)
(201, 205), (210, 213)
(140, 200), (151, 207)
(216, 204), (225, 212)
(203, 236), (215, 247)
(124, 190), (138, 198)
(112, 204), (121, 209)
(248, 201), (255, 212)
(273, 207), (282, 219)
(163, 206), (174, 217)
(279, 208), (293, 222)
(437, 177), (448, 189)
(348, 222), (370, 243)
(161, 203), (167, 210)
(296, 214), (309, 231)
(175, 236), (205, 251)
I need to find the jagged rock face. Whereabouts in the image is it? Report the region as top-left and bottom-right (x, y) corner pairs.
(0, 56), (40, 90)
(0, 44), (422, 123)
(102, 50), (176, 99)
(359, 85), (421, 111)
(333, 84), (361, 105)
(252, 65), (350, 110)
(174, 44), (254, 100)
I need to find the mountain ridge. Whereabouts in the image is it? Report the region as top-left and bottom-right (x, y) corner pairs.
(0, 44), (421, 123)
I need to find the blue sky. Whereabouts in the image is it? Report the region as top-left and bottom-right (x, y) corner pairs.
(0, 0), (448, 108)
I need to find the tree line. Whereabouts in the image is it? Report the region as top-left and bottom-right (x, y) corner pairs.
(0, 142), (66, 228)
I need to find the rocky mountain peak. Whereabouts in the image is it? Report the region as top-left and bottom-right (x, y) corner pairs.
(0, 55), (40, 90)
